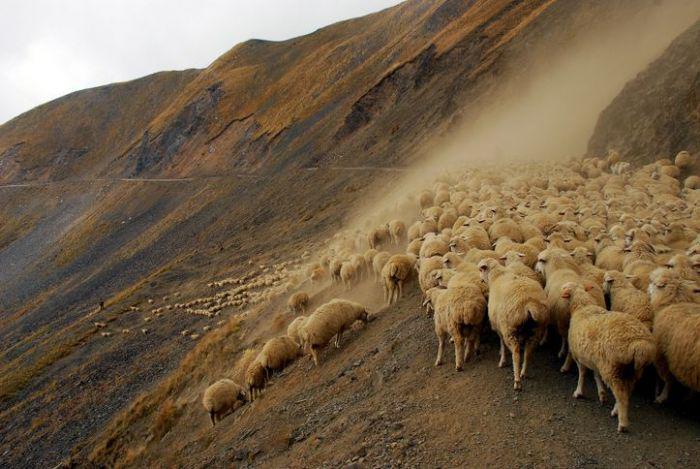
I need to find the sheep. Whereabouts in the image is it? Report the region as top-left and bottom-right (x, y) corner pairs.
(388, 220), (406, 245)
(561, 282), (656, 432)
(287, 292), (310, 315)
(664, 254), (699, 282)
(339, 262), (358, 290)
(367, 225), (390, 249)
(602, 271), (653, 330)
(299, 299), (369, 365)
(488, 218), (524, 243)
(419, 234), (449, 258)
(571, 246), (605, 285)
(406, 238), (422, 256)
(202, 379), (247, 426)
(287, 316), (307, 345)
(425, 274), (487, 371)
(648, 269), (700, 403)
(245, 360), (266, 401)
(381, 254), (417, 304)
(501, 251), (539, 284)
(674, 150), (694, 170)
(329, 259), (343, 284)
(478, 258), (549, 390)
(418, 256), (445, 294)
(418, 190), (434, 209)
(595, 245), (625, 271)
(372, 251), (391, 281)
(256, 336), (302, 378)
(684, 175), (700, 190)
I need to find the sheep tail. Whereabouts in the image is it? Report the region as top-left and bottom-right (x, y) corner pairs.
(631, 339), (656, 371)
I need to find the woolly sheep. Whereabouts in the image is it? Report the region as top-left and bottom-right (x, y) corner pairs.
(372, 251), (391, 281)
(418, 256), (445, 294)
(478, 258), (549, 390)
(287, 292), (310, 315)
(674, 150), (694, 169)
(299, 299), (369, 365)
(245, 360), (266, 401)
(425, 273), (487, 371)
(684, 175), (700, 190)
(287, 316), (307, 345)
(257, 336), (302, 377)
(602, 271), (653, 330)
(388, 220), (406, 245)
(381, 254), (417, 304)
(419, 234), (449, 259)
(561, 282), (655, 432)
(648, 269), (700, 403)
(202, 379), (246, 426)
(367, 225), (390, 249)
(339, 262), (358, 290)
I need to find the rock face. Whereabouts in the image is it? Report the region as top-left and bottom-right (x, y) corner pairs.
(588, 20), (700, 163)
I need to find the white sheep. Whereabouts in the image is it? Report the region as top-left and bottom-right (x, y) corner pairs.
(478, 258), (549, 390)
(299, 299), (369, 365)
(602, 271), (653, 330)
(202, 378), (246, 426)
(381, 254), (417, 304)
(287, 292), (310, 315)
(287, 316), (308, 345)
(561, 282), (656, 432)
(648, 268), (700, 403)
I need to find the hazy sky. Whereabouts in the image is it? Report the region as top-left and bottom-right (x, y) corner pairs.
(0, 0), (403, 124)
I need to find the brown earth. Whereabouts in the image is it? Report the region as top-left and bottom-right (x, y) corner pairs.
(0, 1), (699, 468)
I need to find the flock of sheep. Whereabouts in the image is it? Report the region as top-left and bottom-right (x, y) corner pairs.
(203, 149), (700, 434)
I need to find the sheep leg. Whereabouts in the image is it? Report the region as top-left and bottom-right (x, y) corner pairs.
(510, 340), (523, 391)
(594, 372), (607, 403)
(654, 357), (672, 404)
(609, 381), (631, 432)
(334, 332), (341, 348)
(310, 346), (320, 366)
(560, 351), (574, 373)
(557, 336), (567, 358)
(435, 330), (446, 367)
(498, 336), (507, 368)
(453, 331), (465, 371)
(539, 327), (549, 346)
(397, 280), (404, 300)
(210, 411), (217, 427)
(573, 361), (586, 399)
(521, 339), (536, 379)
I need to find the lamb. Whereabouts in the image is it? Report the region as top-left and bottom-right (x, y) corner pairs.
(426, 273), (487, 371)
(202, 379), (247, 426)
(381, 254), (417, 304)
(287, 292), (310, 315)
(388, 220), (406, 245)
(561, 282), (656, 432)
(648, 268), (700, 403)
(299, 299), (369, 365)
(287, 316), (308, 345)
(602, 271), (653, 330)
(478, 258), (549, 390)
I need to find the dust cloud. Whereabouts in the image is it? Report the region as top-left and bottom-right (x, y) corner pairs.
(345, 0), (700, 229)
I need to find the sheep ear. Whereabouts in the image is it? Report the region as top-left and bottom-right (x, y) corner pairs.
(499, 256), (507, 261)
(583, 284), (595, 292)
(517, 252), (526, 258)
(624, 274), (636, 280)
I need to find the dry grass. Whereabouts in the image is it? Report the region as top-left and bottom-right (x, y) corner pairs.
(88, 312), (248, 466)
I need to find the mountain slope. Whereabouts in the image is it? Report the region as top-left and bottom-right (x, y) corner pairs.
(588, 19), (700, 162)
(0, 1), (697, 467)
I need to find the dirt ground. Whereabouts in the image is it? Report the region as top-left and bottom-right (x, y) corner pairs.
(110, 276), (700, 469)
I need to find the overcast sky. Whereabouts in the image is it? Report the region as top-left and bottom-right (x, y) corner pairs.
(0, 0), (403, 124)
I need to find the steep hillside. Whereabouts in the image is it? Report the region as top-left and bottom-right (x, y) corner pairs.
(0, 0), (697, 467)
(588, 19), (700, 162)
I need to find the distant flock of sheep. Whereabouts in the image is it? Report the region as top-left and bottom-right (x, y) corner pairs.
(203, 149), (700, 433)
